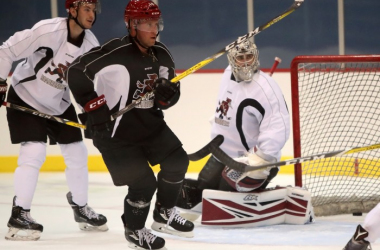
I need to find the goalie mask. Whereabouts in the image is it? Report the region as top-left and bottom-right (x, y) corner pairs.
(227, 40), (260, 82)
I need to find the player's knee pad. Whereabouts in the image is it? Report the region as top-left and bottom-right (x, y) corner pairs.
(128, 173), (157, 202)
(60, 141), (88, 170)
(18, 141), (47, 169)
(160, 146), (189, 182)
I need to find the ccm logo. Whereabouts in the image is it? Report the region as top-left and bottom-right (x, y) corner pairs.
(89, 98), (105, 109)
(84, 95), (107, 112)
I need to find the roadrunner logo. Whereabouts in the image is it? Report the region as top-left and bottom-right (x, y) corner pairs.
(133, 73), (158, 109)
(215, 97), (232, 126)
(45, 60), (70, 83)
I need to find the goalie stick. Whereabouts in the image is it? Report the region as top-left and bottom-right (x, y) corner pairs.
(208, 141), (380, 173)
(2, 102), (86, 129)
(110, 0), (304, 120)
(187, 135), (224, 161)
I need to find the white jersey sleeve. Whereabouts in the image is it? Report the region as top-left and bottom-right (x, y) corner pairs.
(211, 66), (290, 161)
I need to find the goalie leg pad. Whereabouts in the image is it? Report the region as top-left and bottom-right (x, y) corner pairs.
(201, 186), (314, 227)
(285, 186), (315, 225)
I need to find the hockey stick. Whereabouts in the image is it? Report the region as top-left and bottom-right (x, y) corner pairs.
(269, 57), (282, 76)
(110, 0), (304, 120)
(2, 102), (86, 129)
(187, 135), (224, 161)
(209, 141), (380, 173)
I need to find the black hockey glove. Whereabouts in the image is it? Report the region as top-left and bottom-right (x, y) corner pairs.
(0, 79), (8, 108)
(154, 78), (179, 110)
(84, 94), (113, 139)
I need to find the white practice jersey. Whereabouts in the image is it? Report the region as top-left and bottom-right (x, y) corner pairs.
(211, 66), (290, 161)
(0, 17), (99, 115)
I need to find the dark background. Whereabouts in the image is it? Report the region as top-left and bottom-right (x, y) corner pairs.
(0, 0), (379, 70)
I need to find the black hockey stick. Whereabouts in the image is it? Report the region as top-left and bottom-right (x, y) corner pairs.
(187, 135), (224, 161)
(110, 0), (304, 120)
(209, 141), (380, 172)
(2, 102), (86, 129)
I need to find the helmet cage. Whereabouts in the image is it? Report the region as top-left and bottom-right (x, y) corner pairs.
(66, 0), (101, 14)
(227, 40), (259, 82)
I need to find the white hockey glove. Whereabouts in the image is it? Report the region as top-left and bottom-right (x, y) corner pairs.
(222, 152), (275, 192)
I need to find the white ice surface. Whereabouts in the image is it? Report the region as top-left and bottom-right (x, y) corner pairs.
(0, 172), (378, 250)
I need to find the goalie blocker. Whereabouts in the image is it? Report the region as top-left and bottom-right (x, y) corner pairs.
(180, 185), (314, 227)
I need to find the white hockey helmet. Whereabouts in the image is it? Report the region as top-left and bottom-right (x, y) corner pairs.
(227, 40), (259, 82)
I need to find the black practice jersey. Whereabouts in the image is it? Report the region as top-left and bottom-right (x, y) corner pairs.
(66, 35), (179, 142)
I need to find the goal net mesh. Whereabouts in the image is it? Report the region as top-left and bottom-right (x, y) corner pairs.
(291, 55), (380, 216)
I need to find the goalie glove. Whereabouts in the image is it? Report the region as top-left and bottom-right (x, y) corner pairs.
(221, 152), (276, 192)
(0, 79), (8, 108)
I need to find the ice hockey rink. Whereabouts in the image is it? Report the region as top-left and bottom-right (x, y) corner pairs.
(0, 172), (378, 250)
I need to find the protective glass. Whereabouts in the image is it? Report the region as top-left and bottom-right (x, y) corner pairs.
(133, 18), (164, 33)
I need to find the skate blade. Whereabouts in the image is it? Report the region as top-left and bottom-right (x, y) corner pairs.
(5, 227), (41, 241)
(128, 242), (167, 250)
(78, 222), (109, 232)
(151, 222), (194, 238)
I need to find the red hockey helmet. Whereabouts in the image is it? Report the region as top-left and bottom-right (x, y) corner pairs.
(124, 0), (161, 22)
(65, 0), (101, 14)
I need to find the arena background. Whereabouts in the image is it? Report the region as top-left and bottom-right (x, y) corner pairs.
(0, 0), (379, 174)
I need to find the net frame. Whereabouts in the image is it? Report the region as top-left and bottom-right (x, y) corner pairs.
(290, 55), (380, 216)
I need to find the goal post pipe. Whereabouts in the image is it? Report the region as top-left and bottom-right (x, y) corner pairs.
(111, 0), (305, 120)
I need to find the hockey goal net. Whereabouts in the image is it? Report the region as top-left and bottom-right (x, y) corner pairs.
(291, 55), (380, 216)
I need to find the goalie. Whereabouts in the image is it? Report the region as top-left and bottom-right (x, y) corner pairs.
(177, 41), (313, 226)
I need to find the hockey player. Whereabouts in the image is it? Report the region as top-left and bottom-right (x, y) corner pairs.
(343, 203), (380, 250)
(177, 40), (290, 209)
(65, 0), (194, 249)
(0, 0), (107, 241)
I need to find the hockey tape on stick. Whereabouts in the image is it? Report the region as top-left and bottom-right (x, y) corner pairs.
(110, 0), (304, 120)
(269, 57), (282, 76)
(208, 140), (380, 172)
(187, 134), (224, 161)
(2, 102), (86, 129)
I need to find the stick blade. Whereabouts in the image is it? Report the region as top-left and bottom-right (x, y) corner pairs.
(188, 135), (224, 161)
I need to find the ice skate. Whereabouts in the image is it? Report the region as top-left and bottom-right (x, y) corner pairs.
(66, 192), (108, 231)
(151, 203), (194, 238)
(122, 215), (166, 250)
(5, 196), (43, 241)
(343, 225), (372, 250)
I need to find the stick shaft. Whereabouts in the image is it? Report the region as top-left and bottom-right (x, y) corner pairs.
(2, 102), (86, 129)
(209, 141), (380, 172)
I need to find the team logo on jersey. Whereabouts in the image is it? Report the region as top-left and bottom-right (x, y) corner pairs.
(215, 97), (232, 126)
(44, 60), (71, 84)
(133, 73), (158, 109)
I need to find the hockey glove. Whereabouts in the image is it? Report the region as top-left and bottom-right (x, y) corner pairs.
(154, 78), (179, 109)
(0, 79), (8, 108)
(221, 153), (276, 192)
(84, 94), (113, 139)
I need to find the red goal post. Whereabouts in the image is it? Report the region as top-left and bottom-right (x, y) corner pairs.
(290, 55), (380, 216)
